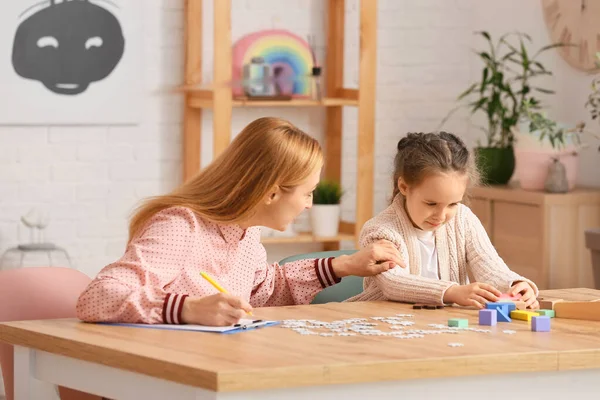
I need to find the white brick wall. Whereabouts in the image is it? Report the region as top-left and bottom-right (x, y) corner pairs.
(1, 0), (598, 281)
(0, 1), (184, 278)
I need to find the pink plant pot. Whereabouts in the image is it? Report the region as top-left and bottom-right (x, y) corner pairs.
(513, 148), (578, 191)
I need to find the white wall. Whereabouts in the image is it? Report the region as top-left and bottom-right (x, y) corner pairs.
(0, 0), (598, 279)
(0, 0), (184, 278)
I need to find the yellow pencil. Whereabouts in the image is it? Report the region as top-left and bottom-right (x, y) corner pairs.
(200, 271), (253, 316)
(200, 271), (227, 293)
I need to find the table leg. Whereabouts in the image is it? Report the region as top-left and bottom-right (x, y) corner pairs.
(14, 346), (33, 399)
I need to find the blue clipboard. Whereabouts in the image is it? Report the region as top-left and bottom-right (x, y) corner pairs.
(97, 318), (280, 334)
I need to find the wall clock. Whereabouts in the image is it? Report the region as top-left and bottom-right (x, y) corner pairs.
(541, 0), (600, 72)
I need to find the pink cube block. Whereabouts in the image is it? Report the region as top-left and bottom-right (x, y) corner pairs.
(531, 316), (551, 332)
(479, 309), (497, 326)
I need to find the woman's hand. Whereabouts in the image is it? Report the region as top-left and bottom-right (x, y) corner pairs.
(180, 293), (253, 326)
(331, 240), (406, 278)
(443, 282), (502, 309)
(509, 281), (539, 309)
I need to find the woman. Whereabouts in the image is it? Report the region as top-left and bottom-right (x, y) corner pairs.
(76, 117), (404, 326)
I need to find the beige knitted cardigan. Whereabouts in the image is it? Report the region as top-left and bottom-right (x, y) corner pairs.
(347, 196), (538, 305)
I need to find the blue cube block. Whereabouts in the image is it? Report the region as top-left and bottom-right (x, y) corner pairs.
(486, 301), (516, 312)
(531, 316), (551, 332)
(479, 309), (497, 326)
(485, 302), (512, 322)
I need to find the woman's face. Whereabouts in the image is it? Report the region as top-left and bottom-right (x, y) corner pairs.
(254, 167), (321, 231)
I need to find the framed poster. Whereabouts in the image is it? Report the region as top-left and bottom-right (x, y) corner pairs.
(0, 0), (142, 125)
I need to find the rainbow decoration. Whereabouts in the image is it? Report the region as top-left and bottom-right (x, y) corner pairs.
(232, 29), (315, 98)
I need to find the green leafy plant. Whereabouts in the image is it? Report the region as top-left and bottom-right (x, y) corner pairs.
(585, 52), (600, 124)
(522, 100), (600, 153)
(313, 179), (343, 205)
(442, 31), (564, 148)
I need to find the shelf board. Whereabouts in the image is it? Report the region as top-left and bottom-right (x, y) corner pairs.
(233, 97), (358, 107)
(186, 91), (359, 109)
(261, 232), (355, 245)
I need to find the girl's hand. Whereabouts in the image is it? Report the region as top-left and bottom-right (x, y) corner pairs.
(181, 293), (253, 326)
(331, 240), (406, 277)
(443, 282), (502, 309)
(509, 281), (539, 309)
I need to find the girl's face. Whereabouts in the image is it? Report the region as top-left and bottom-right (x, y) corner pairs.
(255, 167), (321, 231)
(399, 171), (468, 231)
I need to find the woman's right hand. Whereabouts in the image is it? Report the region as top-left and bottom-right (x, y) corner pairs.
(181, 293), (253, 326)
(443, 282), (502, 309)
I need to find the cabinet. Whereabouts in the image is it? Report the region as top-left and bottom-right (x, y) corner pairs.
(470, 185), (600, 289)
(179, 0), (377, 248)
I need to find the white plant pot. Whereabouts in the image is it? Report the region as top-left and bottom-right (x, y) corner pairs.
(310, 204), (340, 237)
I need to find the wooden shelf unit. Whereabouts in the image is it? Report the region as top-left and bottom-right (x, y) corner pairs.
(181, 0), (377, 247)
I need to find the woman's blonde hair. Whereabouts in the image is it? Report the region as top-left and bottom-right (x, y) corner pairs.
(128, 117), (323, 241)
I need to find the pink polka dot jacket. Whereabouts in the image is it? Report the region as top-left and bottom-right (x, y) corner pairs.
(76, 207), (340, 324)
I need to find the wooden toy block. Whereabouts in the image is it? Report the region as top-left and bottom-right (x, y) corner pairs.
(486, 301), (516, 312)
(554, 301), (600, 321)
(536, 309), (555, 318)
(413, 303), (445, 310)
(479, 309), (497, 326)
(531, 316), (551, 332)
(499, 293), (522, 301)
(485, 302), (512, 322)
(510, 310), (540, 322)
(448, 318), (468, 328)
(537, 298), (564, 310)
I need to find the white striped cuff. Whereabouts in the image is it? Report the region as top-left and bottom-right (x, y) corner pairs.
(162, 293), (188, 324)
(314, 257), (341, 288)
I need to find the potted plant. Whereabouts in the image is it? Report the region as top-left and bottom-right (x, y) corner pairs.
(443, 31), (562, 185)
(310, 179), (343, 237)
(585, 52), (600, 130)
(512, 101), (595, 191)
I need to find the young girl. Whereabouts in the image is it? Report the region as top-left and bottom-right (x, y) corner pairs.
(76, 117), (404, 326)
(348, 131), (539, 309)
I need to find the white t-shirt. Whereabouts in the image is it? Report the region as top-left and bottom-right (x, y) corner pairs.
(415, 229), (440, 280)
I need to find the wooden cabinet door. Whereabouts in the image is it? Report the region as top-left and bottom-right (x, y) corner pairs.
(491, 201), (546, 288)
(469, 198), (492, 238)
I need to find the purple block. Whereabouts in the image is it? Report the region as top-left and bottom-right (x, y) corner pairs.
(531, 316), (551, 332)
(479, 309), (497, 326)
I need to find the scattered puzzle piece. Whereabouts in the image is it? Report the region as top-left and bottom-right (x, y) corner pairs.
(531, 316), (551, 332)
(510, 310), (540, 322)
(479, 309), (497, 326)
(448, 342), (464, 347)
(448, 318), (468, 328)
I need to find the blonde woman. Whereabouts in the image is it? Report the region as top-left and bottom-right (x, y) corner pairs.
(77, 117), (404, 326)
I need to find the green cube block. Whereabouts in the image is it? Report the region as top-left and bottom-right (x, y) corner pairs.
(536, 309), (555, 318)
(448, 318), (468, 328)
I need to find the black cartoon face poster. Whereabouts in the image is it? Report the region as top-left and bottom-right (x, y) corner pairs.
(0, 0), (142, 124)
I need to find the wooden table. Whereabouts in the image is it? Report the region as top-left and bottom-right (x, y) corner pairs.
(1, 288), (600, 400)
